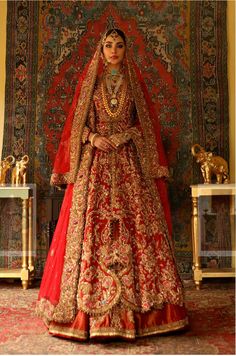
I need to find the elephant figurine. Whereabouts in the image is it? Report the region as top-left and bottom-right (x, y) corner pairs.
(191, 144), (229, 184)
(0, 155), (15, 184)
(11, 155), (29, 185)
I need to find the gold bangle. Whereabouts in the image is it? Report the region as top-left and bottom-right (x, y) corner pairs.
(90, 133), (99, 147)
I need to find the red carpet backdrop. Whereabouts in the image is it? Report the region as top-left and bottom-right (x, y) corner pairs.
(1, 1), (229, 278)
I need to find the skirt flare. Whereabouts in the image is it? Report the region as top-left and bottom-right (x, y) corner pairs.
(37, 143), (188, 340)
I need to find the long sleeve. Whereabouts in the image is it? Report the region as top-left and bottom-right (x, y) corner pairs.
(81, 125), (91, 144)
(81, 101), (96, 144)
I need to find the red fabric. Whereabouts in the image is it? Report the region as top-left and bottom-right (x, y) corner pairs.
(49, 304), (187, 340)
(52, 60), (91, 174)
(38, 184), (73, 303)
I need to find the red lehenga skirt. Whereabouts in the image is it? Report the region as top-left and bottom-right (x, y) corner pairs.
(36, 143), (188, 340)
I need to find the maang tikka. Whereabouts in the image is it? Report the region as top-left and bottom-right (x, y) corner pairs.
(101, 28), (120, 46)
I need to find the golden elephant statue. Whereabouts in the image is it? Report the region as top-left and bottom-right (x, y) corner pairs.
(11, 155), (29, 185)
(0, 155), (15, 184)
(191, 144), (229, 184)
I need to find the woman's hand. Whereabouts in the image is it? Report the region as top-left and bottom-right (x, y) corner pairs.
(90, 134), (117, 152)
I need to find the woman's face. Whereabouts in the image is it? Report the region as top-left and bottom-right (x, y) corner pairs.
(103, 34), (126, 66)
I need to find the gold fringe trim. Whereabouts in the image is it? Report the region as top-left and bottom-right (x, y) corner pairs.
(136, 317), (189, 337)
(90, 328), (135, 339)
(79, 317), (188, 340)
(89, 317), (188, 339)
(49, 325), (88, 340)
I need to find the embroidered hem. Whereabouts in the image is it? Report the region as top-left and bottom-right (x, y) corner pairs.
(49, 327), (88, 340)
(47, 317), (188, 340)
(136, 317), (189, 337)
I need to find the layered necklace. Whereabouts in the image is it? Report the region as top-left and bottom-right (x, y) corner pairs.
(102, 68), (127, 119)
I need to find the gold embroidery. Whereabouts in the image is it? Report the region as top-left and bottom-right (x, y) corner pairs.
(90, 329), (135, 339)
(77, 260), (122, 315)
(50, 172), (71, 186)
(72, 128), (184, 314)
(136, 317), (189, 337)
(69, 48), (100, 183)
(68, 81), (182, 316)
(49, 325), (88, 340)
(40, 55), (185, 324)
(111, 149), (116, 214)
(81, 125), (91, 144)
(52, 144), (94, 323)
(126, 54), (169, 179)
(35, 297), (55, 326)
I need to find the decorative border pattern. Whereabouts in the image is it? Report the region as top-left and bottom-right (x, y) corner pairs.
(3, 1), (38, 182)
(190, 1), (229, 182)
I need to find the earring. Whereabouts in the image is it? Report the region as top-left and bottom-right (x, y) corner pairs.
(101, 53), (108, 67)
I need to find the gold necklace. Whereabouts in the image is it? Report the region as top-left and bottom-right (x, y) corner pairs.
(101, 78), (127, 119)
(105, 73), (123, 107)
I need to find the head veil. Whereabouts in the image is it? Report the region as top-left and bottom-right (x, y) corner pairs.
(51, 29), (172, 236)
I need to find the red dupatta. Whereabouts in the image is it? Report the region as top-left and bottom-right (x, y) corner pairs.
(51, 61), (91, 176)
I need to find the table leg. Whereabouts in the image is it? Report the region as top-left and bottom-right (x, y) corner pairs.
(28, 197), (34, 285)
(191, 196), (202, 289)
(21, 198), (29, 289)
(230, 195), (235, 269)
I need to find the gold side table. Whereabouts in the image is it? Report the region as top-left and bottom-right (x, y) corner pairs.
(191, 184), (235, 289)
(0, 184), (36, 289)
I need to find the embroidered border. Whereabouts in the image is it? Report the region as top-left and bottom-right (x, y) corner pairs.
(49, 326), (88, 340)
(136, 317), (189, 337)
(90, 328), (135, 339)
(190, 1), (229, 182)
(126, 55), (168, 179)
(52, 145), (94, 323)
(69, 43), (101, 182)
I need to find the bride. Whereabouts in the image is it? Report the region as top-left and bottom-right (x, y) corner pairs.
(36, 28), (188, 340)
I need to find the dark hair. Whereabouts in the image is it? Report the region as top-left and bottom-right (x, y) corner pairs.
(104, 28), (126, 44)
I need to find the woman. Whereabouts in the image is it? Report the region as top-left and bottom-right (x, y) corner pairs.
(36, 28), (188, 340)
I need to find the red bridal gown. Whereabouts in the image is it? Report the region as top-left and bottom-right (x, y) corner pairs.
(37, 77), (188, 340)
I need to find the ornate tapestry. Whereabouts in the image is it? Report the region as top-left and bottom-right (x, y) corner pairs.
(1, 1), (229, 278)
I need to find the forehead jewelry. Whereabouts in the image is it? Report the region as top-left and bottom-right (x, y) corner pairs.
(109, 29), (120, 40)
(102, 29), (120, 45)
